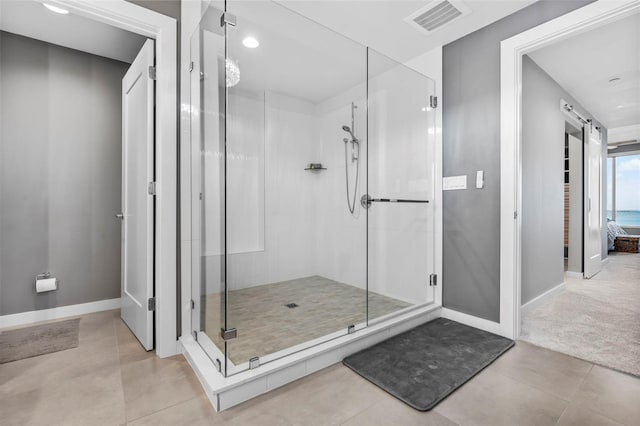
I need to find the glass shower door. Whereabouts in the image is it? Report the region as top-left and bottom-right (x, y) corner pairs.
(366, 49), (437, 322)
(222, 0), (367, 374)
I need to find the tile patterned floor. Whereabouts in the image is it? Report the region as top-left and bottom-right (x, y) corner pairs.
(2, 309), (640, 425)
(201, 276), (410, 365)
(521, 252), (640, 376)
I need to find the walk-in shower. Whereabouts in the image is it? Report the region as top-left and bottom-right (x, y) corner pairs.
(343, 102), (360, 214)
(188, 0), (437, 380)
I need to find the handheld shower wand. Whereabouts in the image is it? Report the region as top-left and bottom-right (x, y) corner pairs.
(342, 102), (360, 214)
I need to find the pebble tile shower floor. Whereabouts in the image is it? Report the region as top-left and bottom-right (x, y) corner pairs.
(202, 275), (410, 364)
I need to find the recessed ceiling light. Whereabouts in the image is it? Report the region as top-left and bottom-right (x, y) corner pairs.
(242, 37), (260, 49)
(43, 3), (69, 14)
(616, 104), (625, 109)
(608, 77), (621, 83)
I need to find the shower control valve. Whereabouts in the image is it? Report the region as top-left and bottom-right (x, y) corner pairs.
(361, 194), (372, 209)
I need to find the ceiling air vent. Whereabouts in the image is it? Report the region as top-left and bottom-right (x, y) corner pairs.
(405, 0), (471, 35)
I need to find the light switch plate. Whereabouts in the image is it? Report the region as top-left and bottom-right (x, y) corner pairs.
(476, 170), (484, 189)
(443, 175), (467, 190)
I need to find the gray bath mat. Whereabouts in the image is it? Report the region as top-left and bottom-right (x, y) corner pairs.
(0, 318), (80, 363)
(343, 317), (514, 411)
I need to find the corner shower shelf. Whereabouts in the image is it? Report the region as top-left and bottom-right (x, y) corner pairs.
(304, 163), (326, 171)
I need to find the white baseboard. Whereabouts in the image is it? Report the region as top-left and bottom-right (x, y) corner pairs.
(441, 308), (506, 336)
(521, 282), (566, 315)
(0, 298), (121, 329)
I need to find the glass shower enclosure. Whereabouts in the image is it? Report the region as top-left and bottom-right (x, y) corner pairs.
(190, 0), (437, 377)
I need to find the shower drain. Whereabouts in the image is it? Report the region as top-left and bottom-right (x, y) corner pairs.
(285, 303), (299, 309)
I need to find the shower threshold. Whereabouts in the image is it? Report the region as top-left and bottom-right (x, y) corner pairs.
(181, 302), (441, 411)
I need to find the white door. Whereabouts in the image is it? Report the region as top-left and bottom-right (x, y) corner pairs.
(120, 39), (155, 350)
(584, 125), (602, 279)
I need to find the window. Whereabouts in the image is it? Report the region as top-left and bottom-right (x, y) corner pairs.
(608, 154), (640, 226)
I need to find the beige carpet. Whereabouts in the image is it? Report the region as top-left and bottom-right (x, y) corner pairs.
(521, 252), (640, 376)
(201, 275), (410, 365)
(0, 318), (80, 363)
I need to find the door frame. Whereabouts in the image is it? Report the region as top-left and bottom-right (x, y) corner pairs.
(499, 0), (640, 339)
(47, 0), (178, 357)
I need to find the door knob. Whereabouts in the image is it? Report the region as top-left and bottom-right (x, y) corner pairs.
(115, 213), (124, 220)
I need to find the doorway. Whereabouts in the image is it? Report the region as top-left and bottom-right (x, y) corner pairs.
(501, 0), (640, 376)
(0, 0), (177, 357)
(564, 120), (583, 278)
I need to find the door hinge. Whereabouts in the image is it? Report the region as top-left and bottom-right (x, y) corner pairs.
(192, 330), (198, 341)
(215, 358), (222, 372)
(220, 12), (237, 27)
(190, 299), (195, 310)
(514, 211), (518, 219)
(147, 297), (156, 311)
(220, 327), (237, 341)
(430, 95), (438, 109)
(148, 66), (156, 80)
(188, 61), (194, 72)
(148, 181), (157, 196)
(429, 273), (438, 287)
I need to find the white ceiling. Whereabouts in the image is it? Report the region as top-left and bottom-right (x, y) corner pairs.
(528, 12), (640, 138)
(221, 0), (536, 104)
(0, 0), (147, 63)
(0, 0), (537, 102)
(225, 1), (372, 103)
(275, 0), (537, 63)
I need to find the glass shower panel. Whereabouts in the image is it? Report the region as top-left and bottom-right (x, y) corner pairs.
(224, 0), (367, 373)
(190, 6), (228, 371)
(366, 49), (437, 323)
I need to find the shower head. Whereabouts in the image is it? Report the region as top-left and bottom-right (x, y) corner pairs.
(342, 125), (357, 142)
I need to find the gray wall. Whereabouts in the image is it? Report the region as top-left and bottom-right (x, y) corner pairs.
(521, 55), (606, 304)
(0, 32), (128, 315)
(442, 0), (594, 321)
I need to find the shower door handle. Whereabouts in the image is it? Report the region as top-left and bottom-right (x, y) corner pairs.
(115, 212), (124, 220)
(360, 194), (429, 209)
